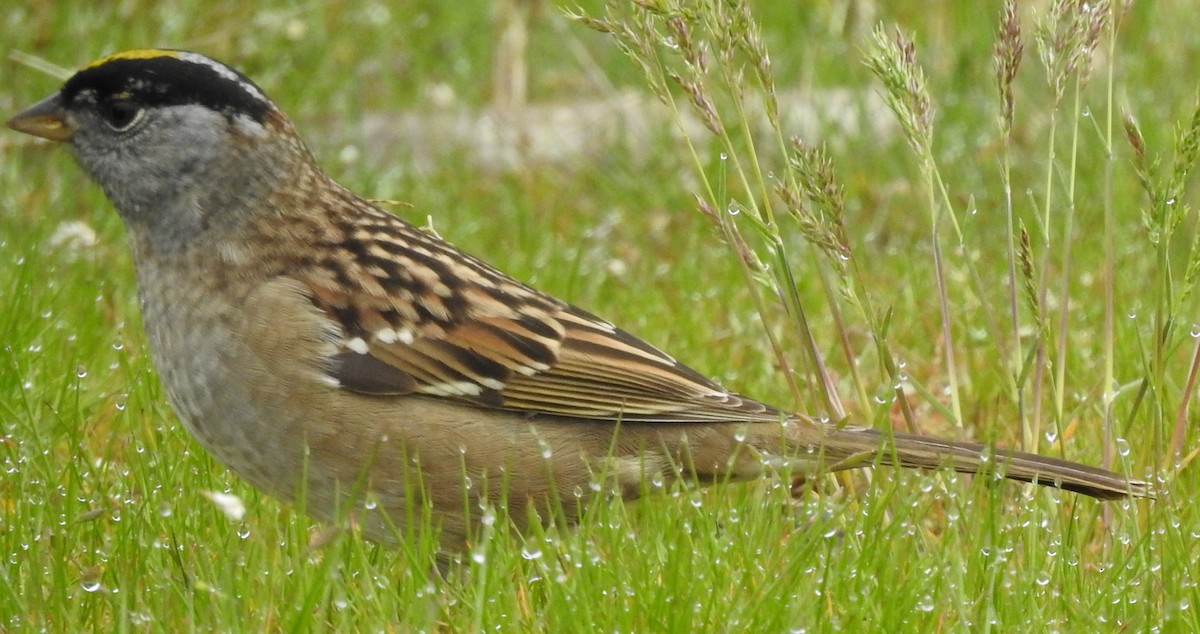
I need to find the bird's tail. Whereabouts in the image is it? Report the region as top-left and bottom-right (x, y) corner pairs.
(761, 421), (1152, 499)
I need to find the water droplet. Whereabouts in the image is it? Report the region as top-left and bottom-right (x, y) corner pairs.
(81, 580), (102, 593)
(75, 366), (87, 378)
(1115, 437), (1131, 457)
(364, 499), (378, 511)
(521, 546), (544, 560)
(338, 144), (361, 165)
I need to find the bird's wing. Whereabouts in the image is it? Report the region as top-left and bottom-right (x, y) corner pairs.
(294, 202), (780, 424)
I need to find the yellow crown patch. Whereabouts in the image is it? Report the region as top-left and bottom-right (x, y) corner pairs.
(86, 49), (179, 69)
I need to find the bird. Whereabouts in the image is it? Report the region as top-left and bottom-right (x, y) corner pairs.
(6, 49), (1149, 555)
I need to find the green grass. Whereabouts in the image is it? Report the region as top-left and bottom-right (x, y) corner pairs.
(1, 0), (1195, 630)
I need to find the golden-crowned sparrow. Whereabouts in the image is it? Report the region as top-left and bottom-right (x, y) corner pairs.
(7, 50), (1149, 552)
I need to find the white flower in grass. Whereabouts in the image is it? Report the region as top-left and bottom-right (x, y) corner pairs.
(202, 490), (246, 522)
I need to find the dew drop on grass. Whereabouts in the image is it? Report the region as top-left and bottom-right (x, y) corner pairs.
(1115, 438), (1131, 457)
(81, 580), (102, 593)
(521, 546), (543, 560)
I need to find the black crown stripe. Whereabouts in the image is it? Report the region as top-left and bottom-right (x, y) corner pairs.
(62, 51), (272, 123)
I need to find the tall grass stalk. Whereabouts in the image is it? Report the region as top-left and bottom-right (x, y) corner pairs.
(995, 0), (1028, 448)
(571, 0), (924, 436)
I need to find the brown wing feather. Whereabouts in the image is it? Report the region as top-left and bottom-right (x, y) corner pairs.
(497, 308), (779, 421)
(294, 199), (780, 424)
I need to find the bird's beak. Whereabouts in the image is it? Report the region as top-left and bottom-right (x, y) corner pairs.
(6, 92), (73, 142)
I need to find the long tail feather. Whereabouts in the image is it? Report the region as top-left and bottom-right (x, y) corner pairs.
(775, 423), (1152, 499)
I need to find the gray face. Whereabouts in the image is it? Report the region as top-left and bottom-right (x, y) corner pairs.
(17, 52), (288, 251)
(66, 101), (230, 225)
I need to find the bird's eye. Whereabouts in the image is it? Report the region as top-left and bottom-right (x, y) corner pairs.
(100, 99), (144, 131)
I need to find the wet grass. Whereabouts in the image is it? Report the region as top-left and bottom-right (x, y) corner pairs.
(1, 0), (1196, 630)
